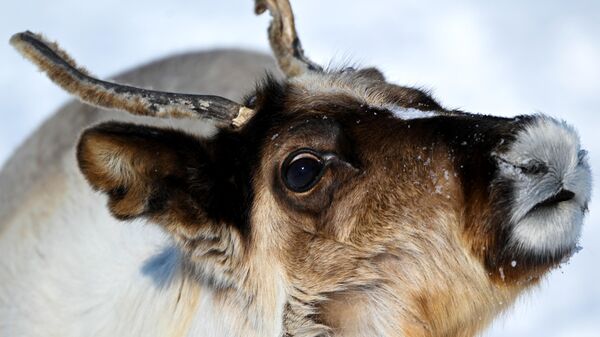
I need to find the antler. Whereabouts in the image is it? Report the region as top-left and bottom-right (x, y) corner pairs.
(255, 0), (322, 77)
(10, 31), (254, 129)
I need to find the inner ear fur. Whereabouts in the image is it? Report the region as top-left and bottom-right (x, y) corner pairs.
(77, 122), (232, 233)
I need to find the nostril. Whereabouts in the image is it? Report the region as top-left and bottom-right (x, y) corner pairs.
(519, 160), (548, 175)
(553, 189), (575, 203)
(534, 189), (576, 210)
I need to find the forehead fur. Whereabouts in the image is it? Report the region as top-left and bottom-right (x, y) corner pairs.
(287, 68), (443, 112)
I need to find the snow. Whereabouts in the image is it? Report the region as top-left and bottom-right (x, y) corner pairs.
(1, 0), (599, 335)
(389, 107), (437, 120)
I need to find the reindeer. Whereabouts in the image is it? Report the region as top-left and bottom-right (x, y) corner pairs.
(0, 1), (591, 336)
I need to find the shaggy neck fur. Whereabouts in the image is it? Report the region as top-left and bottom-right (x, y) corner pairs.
(0, 153), (287, 337)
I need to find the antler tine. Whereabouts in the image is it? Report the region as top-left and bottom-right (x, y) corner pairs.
(10, 31), (254, 129)
(255, 0), (322, 77)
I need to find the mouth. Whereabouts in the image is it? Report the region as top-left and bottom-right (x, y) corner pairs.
(511, 187), (586, 256)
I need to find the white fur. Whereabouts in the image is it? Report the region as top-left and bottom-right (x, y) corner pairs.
(1, 154), (176, 336)
(496, 116), (592, 254)
(0, 151), (284, 337)
(0, 154), (197, 336)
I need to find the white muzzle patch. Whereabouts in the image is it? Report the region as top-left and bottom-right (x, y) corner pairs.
(496, 116), (592, 255)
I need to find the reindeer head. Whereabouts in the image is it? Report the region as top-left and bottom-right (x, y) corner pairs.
(11, 0), (591, 336)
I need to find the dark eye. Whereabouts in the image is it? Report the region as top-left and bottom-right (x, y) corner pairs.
(283, 151), (325, 192)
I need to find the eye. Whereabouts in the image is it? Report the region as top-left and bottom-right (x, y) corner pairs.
(282, 151), (325, 192)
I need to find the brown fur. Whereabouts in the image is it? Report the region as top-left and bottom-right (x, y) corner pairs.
(75, 71), (564, 336)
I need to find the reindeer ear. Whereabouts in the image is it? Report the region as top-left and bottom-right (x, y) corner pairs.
(77, 122), (238, 234)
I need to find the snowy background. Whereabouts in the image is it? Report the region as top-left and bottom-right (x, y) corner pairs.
(1, 0), (598, 335)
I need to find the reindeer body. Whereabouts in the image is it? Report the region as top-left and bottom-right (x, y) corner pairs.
(0, 50), (284, 337)
(0, 1), (592, 336)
